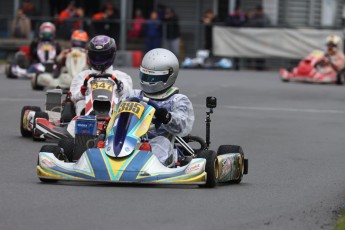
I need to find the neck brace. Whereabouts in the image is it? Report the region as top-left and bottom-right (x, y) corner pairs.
(144, 87), (179, 101)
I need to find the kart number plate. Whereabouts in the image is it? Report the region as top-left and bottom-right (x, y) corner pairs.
(91, 82), (113, 92)
(117, 102), (144, 118)
(41, 44), (53, 51)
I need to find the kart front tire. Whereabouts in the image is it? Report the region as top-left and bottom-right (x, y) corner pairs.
(5, 64), (17, 79)
(197, 150), (218, 188)
(40, 145), (64, 161)
(33, 112), (49, 141)
(58, 138), (74, 162)
(217, 145), (247, 184)
(20, 106), (41, 137)
(31, 74), (44, 90)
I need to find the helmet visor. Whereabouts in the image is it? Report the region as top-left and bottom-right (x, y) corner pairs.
(140, 66), (171, 83)
(88, 50), (113, 64)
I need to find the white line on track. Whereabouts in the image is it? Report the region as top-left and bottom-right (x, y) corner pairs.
(1, 97), (343, 114)
(194, 104), (345, 114)
(0, 97), (44, 102)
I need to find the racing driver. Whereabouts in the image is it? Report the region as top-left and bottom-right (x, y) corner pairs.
(320, 34), (345, 74)
(120, 48), (195, 167)
(69, 35), (133, 115)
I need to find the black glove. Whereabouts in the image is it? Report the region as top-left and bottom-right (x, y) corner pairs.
(155, 108), (171, 124)
(116, 80), (124, 94)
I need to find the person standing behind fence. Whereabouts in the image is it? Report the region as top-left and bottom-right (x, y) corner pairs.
(247, 5), (270, 27)
(128, 9), (145, 39)
(163, 8), (180, 59)
(143, 11), (162, 52)
(10, 9), (31, 39)
(202, 9), (220, 55)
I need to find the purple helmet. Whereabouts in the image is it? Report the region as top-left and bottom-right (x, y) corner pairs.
(87, 35), (116, 72)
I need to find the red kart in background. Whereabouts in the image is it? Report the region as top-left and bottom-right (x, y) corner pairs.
(280, 50), (345, 85)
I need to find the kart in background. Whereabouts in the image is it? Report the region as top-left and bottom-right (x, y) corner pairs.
(37, 96), (248, 187)
(279, 50), (345, 85)
(32, 48), (87, 90)
(6, 42), (59, 83)
(20, 73), (121, 142)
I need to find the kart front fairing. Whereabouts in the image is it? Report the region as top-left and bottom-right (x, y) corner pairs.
(104, 101), (155, 158)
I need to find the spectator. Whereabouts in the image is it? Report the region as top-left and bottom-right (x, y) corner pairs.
(250, 5), (270, 27)
(20, 0), (37, 34)
(163, 8), (180, 58)
(58, 2), (84, 39)
(225, 6), (246, 27)
(202, 9), (220, 54)
(10, 8), (31, 38)
(128, 9), (145, 39)
(144, 11), (162, 52)
(157, 4), (166, 20)
(92, 1), (120, 41)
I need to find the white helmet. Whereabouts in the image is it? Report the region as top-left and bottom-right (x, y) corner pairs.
(326, 35), (341, 51)
(140, 48), (179, 94)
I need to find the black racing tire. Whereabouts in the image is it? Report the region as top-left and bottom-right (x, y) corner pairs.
(31, 74), (44, 90)
(58, 138), (74, 162)
(40, 145), (62, 158)
(32, 112), (49, 141)
(38, 145), (61, 183)
(20, 106), (41, 137)
(197, 150), (218, 188)
(336, 69), (345, 85)
(5, 64), (17, 79)
(217, 145), (246, 184)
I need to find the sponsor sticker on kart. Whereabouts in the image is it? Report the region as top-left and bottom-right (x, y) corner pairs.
(117, 102), (144, 119)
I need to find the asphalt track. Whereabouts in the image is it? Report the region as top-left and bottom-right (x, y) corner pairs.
(1, 68), (345, 230)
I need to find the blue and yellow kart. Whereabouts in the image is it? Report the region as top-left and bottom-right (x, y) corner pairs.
(37, 96), (248, 187)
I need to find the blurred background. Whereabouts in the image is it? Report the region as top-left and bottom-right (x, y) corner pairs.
(0, 0), (344, 70)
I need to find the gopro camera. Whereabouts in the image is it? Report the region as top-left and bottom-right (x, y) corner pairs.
(206, 96), (217, 108)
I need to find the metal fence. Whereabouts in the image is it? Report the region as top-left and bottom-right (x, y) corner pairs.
(1, 15), (344, 70)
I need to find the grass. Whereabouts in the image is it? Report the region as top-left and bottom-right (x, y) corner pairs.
(335, 212), (345, 230)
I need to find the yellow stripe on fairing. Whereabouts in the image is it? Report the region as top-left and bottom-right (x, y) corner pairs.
(37, 166), (84, 180)
(157, 172), (207, 183)
(132, 108), (155, 138)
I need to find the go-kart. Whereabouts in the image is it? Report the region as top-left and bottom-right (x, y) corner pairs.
(37, 96), (248, 187)
(280, 50), (345, 84)
(5, 42), (58, 82)
(20, 73), (121, 142)
(32, 48), (87, 90)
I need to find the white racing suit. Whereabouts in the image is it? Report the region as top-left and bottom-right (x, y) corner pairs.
(70, 66), (133, 115)
(124, 89), (195, 166)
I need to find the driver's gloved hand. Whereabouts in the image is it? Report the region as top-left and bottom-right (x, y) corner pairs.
(155, 108), (172, 124)
(116, 80), (124, 94)
(80, 85), (87, 96)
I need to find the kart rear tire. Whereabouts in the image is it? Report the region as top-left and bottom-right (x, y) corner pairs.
(31, 74), (44, 90)
(197, 150), (218, 188)
(58, 138), (74, 162)
(336, 70), (345, 85)
(33, 112), (49, 141)
(20, 106), (41, 137)
(217, 145), (247, 184)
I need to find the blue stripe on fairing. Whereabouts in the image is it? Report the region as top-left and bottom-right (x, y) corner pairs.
(47, 149), (110, 180)
(119, 151), (191, 182)
(85, 148), (111, 180)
